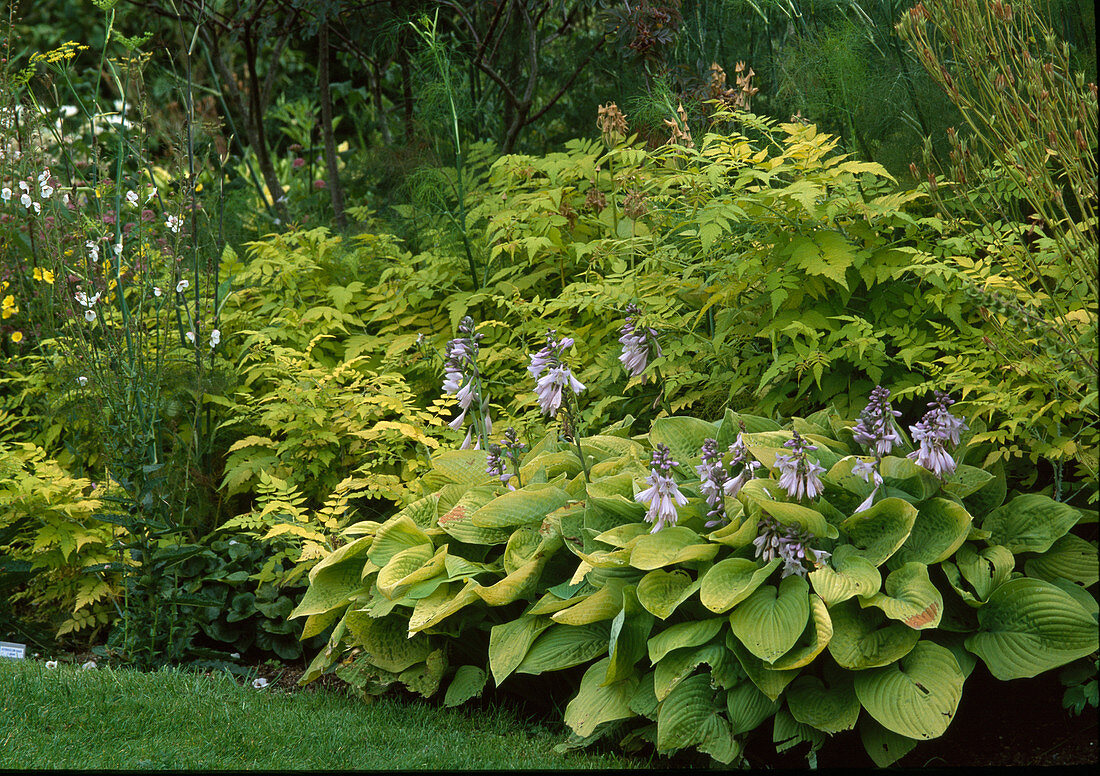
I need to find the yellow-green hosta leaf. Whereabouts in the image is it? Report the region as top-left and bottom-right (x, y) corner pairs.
(647, 618), (725, 664)
(808, 544), (881, 605)
(940, 562), (982, 608)
(654, 644), (738, 701)
(822, 456), (875, 507)
(727, 635), (801, 701)
(473, 556), (547, 606)
(840, 497), (918, 567)
(859, 562), (943, 630)
(443, 665), (487, 707)
(706, 514), (759, 549)
(580, 434), (647, 460)
(700, 558), (779, 613)
(407, 579), (481, 633)
(488, 614), (553, 686)
(1025, 534), (1099, 587)
(785, 673), (859, 733)
(772, 706), (826, 754)
(628, 526), (718, 570)
(648, 416), (720, 469)
(955, 543), (1015, 601)
(983, 494), (1082, 555)
(965, 577), (1100, 680)
(853, 641), (963, 740)
(655, 673), (720, 754)
(517, 451), (581, 485)
(399, 649), (447, 697)
(436, 485), (513, 545)
(552, 579), (626, 625)
(728, 575), (811, 664)
(516, 621), (612, 675)
(769, 593), (833, 670)
(388, 492), (439, 531)
(962, 460), (1007, 519)
(300, 608), (341, 640)
(586, 470), (641, 501)
(859, 716), (920, 767)
(605, 585), (654, 685)
(423, 449), (494, 489)
(940, 464), (994, 499)
(306, 535), (373, 584)
(528, 589), (594, 615)
(368, 515), (432, 568)
(827, 599), (920, 670)
(636, 569), (700, 619)
(594, 522), (653, 549)
(502, 527), (542, 575)
(878, 456), (940, 503)
(735, 477), (780, 516)
(761, 500), (838, 540)
(376, 543), (445, 599)
(726, 679), (781, 735)
(345, 611), (431, 673)
(470, 483), (570, 528)
(717, 409), (781, 439)
(563, 657), (640, 738)
(292, 550), (371, 619)
(889, 498), (973, 568)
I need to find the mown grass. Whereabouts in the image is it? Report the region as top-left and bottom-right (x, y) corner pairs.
(0, 658), (657, 770)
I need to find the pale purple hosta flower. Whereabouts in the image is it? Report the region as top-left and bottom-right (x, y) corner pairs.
(752, 513), (831, 578)
(851, 457), (884, 513)
(697, 438), (731, 528)
(486, 427), (527, 488)
(529, 330), (584, 417)
(852, 385), (903, 457)
(773, 429), (825, 501)
(908, 391), (967, 478)
(443, 317), (490, 448)
(721, 429), (763, 499)
(636, 443), (688, 533)
(618, 303), (662, 378)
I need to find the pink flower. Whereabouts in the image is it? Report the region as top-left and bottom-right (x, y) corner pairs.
(293, 157), (306, 168)
(313, 179), (326, 189)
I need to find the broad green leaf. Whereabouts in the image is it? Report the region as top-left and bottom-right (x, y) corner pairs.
(940, 464), (994, 499)
(823, 455), (875, 502)
(594, 522), (652, 549)
(654, 644), (737, 701)
(785, 673), (859, 733)
(955, 543), (1015, 601)
(728, 575), (811, 663)
(516, 621), (612, 674)
(628, 526), (717, 570)
(517, 451), (582, 485)
(878, 456), (940, 503)
(407, 580), (481, 633)
(563, 657), (640, 737)
(367, 515), (432, 568)
(726, 679), (781, 735)
(502, 526), (544, 575)
(761, 500), (838, 540)
(727, 635), (801, 701)
(552, 579), (625, 625)
(859, 562), (943, 630)
(636, 569), (700, 619)
(717, 409), (781, 439)
(983, 494), (1082, 554)
(853, 641), (963, 739)
(376, 543), (445, 599)
(528, 589), (594, 615)
(291, 553), (369, 618)
(648, 416), (719, 468)
(474, 556), (547, 606)
(580, 434), (647, 460)
(443, 665), (487, 707)
(399, 649), (447, 697)
(827, 599), (920, 670)
(840, 497), (918, 566)
(647, 618), (725, 664)
(965, 577), (1100, 680)
(306, 535), (373, 583)
(772, 707), (826, 754)
(605, 585), (654, 685)
(470, 483), (570, 528)
(488, 615), (553, 686)
(859, 716), (920, 767)
(962, 460), (1006, 518)
(769, 593), (833, 670)
(655, 674), (719, 754)
(345, 612), (431, 673)
(424, 449), (494, 489)
(1025, 534), (1099, 587)
(706, 514), (760, 549)
(808, 544), (881, 605)
(700, 558), (779, 613)
(889, 498), (973, 568)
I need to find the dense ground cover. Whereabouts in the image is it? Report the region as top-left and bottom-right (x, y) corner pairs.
(0, 0), (1096, 768)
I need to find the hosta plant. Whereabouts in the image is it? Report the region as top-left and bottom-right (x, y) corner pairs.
(291, 395), (1097, 766)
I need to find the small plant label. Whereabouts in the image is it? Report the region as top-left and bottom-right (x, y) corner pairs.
(0, 641), (27, 659)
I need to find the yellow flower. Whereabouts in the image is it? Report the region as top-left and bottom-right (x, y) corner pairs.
(2, 294), (17, 319)
(10, 331), (23, 344)
(195, 183), (203, 193)
(33, 267), (56, 284)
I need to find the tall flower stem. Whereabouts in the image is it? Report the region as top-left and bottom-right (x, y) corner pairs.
(562, 389), (591, 483)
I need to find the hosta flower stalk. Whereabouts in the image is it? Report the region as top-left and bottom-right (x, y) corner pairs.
(908, 391), (967, 478)
(752, 513), (831, 578)
(442, 316), (491, 450)
(773, 429), (825, 501)
(637, 443), (688, 533)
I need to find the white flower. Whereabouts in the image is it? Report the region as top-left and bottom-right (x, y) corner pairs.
(146, 186), (157, 203)
(209, 329), (221, 348)
(153, 286), (162, 297)
(185, 330), (195, 344)
(113, 242), (123, 257)
(176, 279), (189, 293)
(1, 187), (10, 202)
(20, 193), (32, 209)
(74, 291), (101, 307)
(228, 539), (238, 545)
(84, 309), (96, 322)
(252, 677), (269, 689)
(45, 660), (58, 669)
(81, 660), (96, 670)
(230, 652), (241, 660)
(125, 190), (138, 208)
(87, 240), (100, 262)
(18, 180), (29, 192)
(37, 170), (50, 186)
(166, 214), (181, 233)
(77, 376), (88, 386)
(32, 200), (40, 214)
(40, 184), (53, 199)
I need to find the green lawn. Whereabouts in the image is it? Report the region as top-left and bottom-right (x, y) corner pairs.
(0, 658), (657, 769)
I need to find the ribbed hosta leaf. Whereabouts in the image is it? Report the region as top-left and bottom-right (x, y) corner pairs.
(878, 456), (940, 503)
(376, 543), (443, 599)
(407, 580), (481, 633)
(470, 483), (570, 528)
(552, 579), (625, 625)
(859, 562), (943, 630)
(516, 621), (612, 674)
(473, 556), (546, 606)
(291, 544), (372, 618)
(654, 644), (737, 701)
(728, 575), (811, 663)
(889, 498), (973, 568)
(628, 526), (718, 570)
(808, 544), (881, 605)
(605, 585), (654, 685)
(636, 569), (700, 619)
(367, 514), (432, 569)
(436, 485), (511, 545)
(772, 707), (826, 753)
(656, 674), (719, 754)
(785, 674), (859, 733)
(488, 614), (552, 686)
(345, 612), (431, 674)
(647, 618), (725, 664)
(965, 577), (1100, 680)
(840, 497), (918, 567)
(706, 515), (761, 549)
(1025, 534), (1099, 587)
(727, 635), (801, 701)
(563, 657), (639, 737)
(769, 593), (832, 670)
(700, 558), (779, 613)
(955, 543), (1014, 601)
(423, 449), (493, 489)
(761, 500), (838, 540)
(940, 464), (994, 499)
(859, 716), (919, 767)
(982, 494), (1081, 554)
(827, 599), (920, 670)
(648, 416), (719, 470)
(443, 665), (487, 707)
(726, 679), (781, 735)
(853, 641), (963, 739)
(594, 522), (652, 549)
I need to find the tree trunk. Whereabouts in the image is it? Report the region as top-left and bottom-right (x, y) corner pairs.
(318, 24), (347, 228)
(242, 25), (287, 221)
